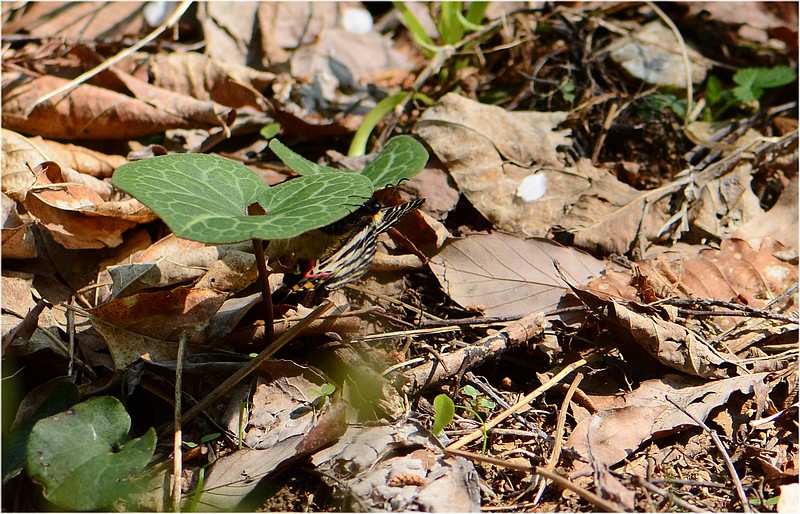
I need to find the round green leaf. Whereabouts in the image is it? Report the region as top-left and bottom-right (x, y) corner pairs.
(113, 154), (373, 243)
(26, 396), (156, 511)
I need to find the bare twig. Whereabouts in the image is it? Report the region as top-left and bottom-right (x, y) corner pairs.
(635, 476), (708, 513)
(400, 311), (546, 391)
(444, 447), (624, 512)
(447, 352), (598, 451)
(530, 372), (584, 504)
(665, 396), (752, 512)
(172, 331), (188, 513)
(252, 238), (274, 344)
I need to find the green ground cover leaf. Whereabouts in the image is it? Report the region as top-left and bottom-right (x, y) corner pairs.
(113, 153), (373, 243)
(26, 396), (156, 511)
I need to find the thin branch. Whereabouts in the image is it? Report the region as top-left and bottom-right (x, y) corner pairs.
(665, 396), (752, 512)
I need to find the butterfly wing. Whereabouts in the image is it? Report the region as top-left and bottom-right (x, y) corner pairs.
(297, 198), (425, 291)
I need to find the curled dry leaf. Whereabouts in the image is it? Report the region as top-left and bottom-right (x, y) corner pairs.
(734, 176), (798, 251)
(2, 129), (125, 187)
(107, 235), (257, 299)
(568, 372), (771, 469)
(87, 286), (226, 369)
(558, 162), (674, 255)
(21, 162), (156, 249)
(1, 73), (229, 141)
(1, 192), (36, 259)
(145, 52), (275, 109)
(429, 231), (605, 319)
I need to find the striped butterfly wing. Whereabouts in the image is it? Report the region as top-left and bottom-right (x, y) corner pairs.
(298, 198), (425, 291)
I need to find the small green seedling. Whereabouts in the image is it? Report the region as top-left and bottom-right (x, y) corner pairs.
(703, 65), (795, 120)
(431, 386), (497, 453)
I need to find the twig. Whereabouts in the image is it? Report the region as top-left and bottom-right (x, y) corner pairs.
(645, 1), (693, 127)
(665, 396), (752, 512)
(530, 373), (584, 504)
(400, 311), (546, 392)
(172, 331), (188, 513)
(634, 476), (708, 513)
(444, 447), (624, 512)
(24, 1), (192, 115)
(164, 300), (335, 432)
(447, 352), (597, 451)
(252, 239), (274, 344)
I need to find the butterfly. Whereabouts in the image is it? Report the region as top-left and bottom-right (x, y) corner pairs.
(291, 198), (425, 292)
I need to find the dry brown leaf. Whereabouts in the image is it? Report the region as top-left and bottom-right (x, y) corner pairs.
(2, 270), (66, 356)
(87, 286), (226, 369)
(429, 232), (605, 319)
(21, 162), (156, 249)
(692, 162), (765, 240)
(199, 360), (346, 511)
(569, 405), (668, 471)
(568, 284), (737, 378)
(1, 192), (36, 259)
(2, 2), (149, 38)
(415, 93), (578, 238)
(568, 373), (771, 469)
(106, 235), (256, 299)
(2, 73), (228, 140)
(1, 129), (125, 186)
(145, 52), (275, 109)
(734, 176), (798, 251)
(559, 165), (674, 255)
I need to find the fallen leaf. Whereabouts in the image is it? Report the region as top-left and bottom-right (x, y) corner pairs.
(87, 286), (226, 369)
(415, 93), (577, 238)
(22, 162), (156, 249)
(430, 232), (605, 319)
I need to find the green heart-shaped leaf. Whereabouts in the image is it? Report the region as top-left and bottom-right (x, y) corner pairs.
(113, 154), (373, 243)
(26, 396), (156, 511)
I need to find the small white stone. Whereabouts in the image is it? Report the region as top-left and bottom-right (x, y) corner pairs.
(342, 7), (373, 35)
(516, 173), (547, 202)
(144, 1), (170, 27)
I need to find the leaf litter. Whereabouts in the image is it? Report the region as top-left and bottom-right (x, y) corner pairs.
(2, 2), (797, 513)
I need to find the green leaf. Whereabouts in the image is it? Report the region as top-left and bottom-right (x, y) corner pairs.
(439, 2), (464, 45)
(26, 396), (156, 511)
(2, 378), (78, 484)
(461, 384), (479, 399)
(465, 1), (489, 26)
(393, 2), (440, 57)
(360, 135), (428, 189)
(733, 66), (797, 102)
(268, 139), (342, 175)
(705, 75), (723, 106)
(113, 153), (373, 243)
(259, 122), (281, 140)
(349, 92), (409, 157)
(432, 394), (455, 435)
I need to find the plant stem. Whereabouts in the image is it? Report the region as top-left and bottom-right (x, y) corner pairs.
(252, 238), (274, 344)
